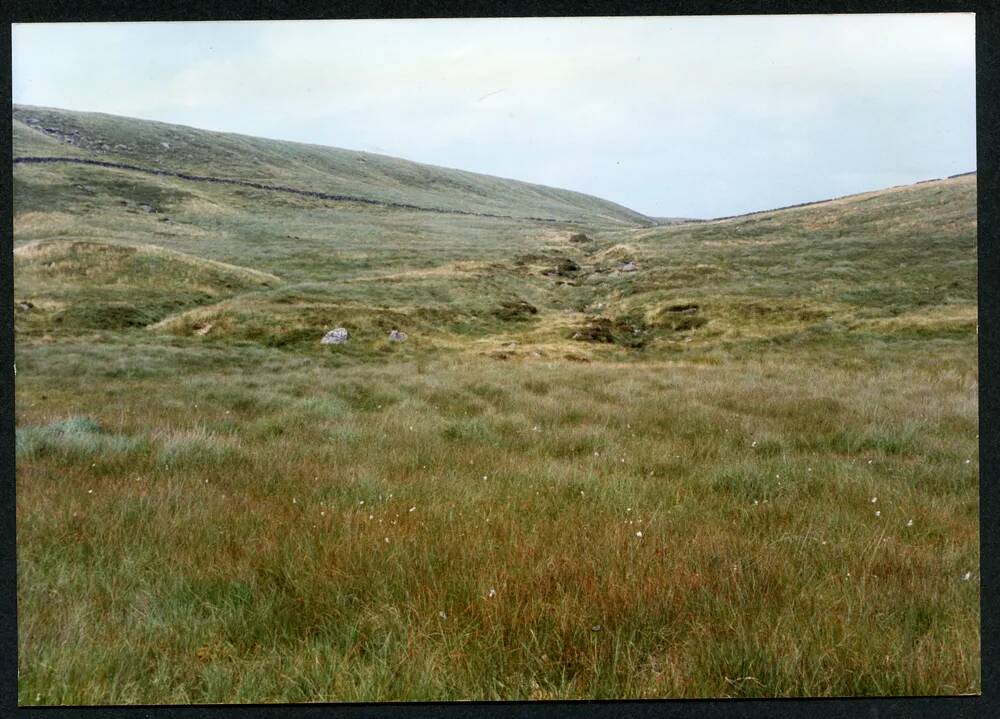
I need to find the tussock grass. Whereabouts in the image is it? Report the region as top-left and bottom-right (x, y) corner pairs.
(16, 417), (146, 460)
(15, 355), (979, 703)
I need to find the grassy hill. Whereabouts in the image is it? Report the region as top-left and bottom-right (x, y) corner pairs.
(14, 239), (280, 335)
(12, 107), (979, 703)
(13, 105), (654, 227)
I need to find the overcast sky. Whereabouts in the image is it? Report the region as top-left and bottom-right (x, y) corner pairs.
(12, 15), (976, 218)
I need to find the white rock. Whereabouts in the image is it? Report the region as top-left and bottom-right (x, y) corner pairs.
(321, 328), (349, 344)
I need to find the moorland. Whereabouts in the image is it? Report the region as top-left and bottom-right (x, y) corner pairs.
(12, 105), (980, 702)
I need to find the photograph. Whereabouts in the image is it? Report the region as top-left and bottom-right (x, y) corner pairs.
(10, 12), (980, 704)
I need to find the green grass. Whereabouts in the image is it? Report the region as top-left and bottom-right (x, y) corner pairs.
(13, 107), (979, 703)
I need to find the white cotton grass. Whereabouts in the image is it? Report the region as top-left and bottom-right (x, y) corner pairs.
(635, 531), (643, 538)
(487, 588), (497, 598)
(906, 519), (913, 527)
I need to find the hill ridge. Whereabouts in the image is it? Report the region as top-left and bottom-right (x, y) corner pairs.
(13, 104), (655, 227)
(699, 171), (977, 223)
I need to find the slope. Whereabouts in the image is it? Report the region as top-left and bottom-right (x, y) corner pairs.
(14, 239), (280, 334)
(567, 172), (977, 360)
(13, 105), (654, 227)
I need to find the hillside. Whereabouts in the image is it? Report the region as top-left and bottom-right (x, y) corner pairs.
(13, 132), (977, 362)
(13, 105), (654, 228)
(14, 239), (280, 335)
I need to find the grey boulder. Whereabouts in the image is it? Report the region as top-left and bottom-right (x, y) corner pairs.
(321, 328), (349, 344)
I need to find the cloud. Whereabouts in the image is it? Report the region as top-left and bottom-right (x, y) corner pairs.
(12, 14), (975, 217)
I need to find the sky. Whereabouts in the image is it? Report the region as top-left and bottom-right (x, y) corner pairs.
(12, 15), (976, 218)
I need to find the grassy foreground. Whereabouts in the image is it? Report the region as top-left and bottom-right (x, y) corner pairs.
(13, 107), (979, 702)
(16, 352), (979, 702)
